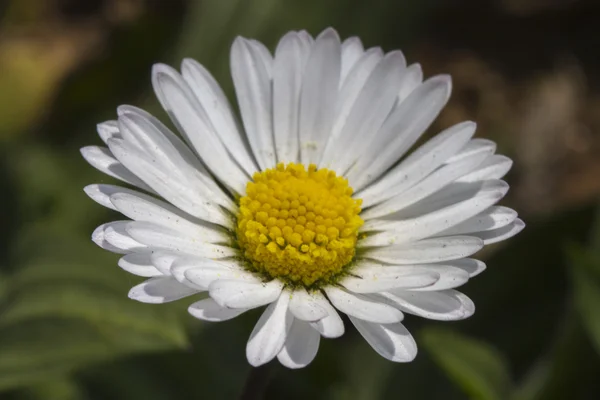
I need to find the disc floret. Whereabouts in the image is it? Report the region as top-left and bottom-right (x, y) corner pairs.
(236, 163), (363, 287)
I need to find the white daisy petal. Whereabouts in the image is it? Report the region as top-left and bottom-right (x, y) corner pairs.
(361, 181), (508, 246)
(184, 261), (258, 290)
(125, 221), (236, 258)
(397, 63), (423, 102)
(114, 106), (238, 213)
(471, 218), (525, 244)
(91, 223), (129, 254)
(327, 51), (407, 173)
(184, 266), (251, 290)
(349, 74), (452, 190)
(118, 253), (162, 277)
(80, 146), (151, 191)
(246, 291), (294, 367)
(409, 264), (470, 291)
(350, 317), (417, 362)
(446, 138), (496, 164)
(249, 39), (274, 78)
(347, 260), (480, 292)
(230, 37), (275, 170)
(361, 147), (488, 219)
(340, 36), (364, 83)
(107, 138), (231, 227)
(322, 47), (383, 168)
(180, 58), (257, 176)
(380, 289), (475, 321)
(309, 291), (345, 338)
(169, 259), (208, 290)
(277, 318), (321, 369)
(439, 206), (518, 236)
(292, 30), (313, 72)
(459, 155), (513, 182)
(116, 109), (236, 212)
(377, 179), (509, 222)
(272, 32), (305, 163)
(128, 276), (199, 304)
(289, 289), (329, 322)
(116, 105), (233, 205)
(209, 279), (284, 309)
(84, 184), (120, 211)
(299, 28), (341, 165)
(109, 189), (229, 244)
(151, 64), (249, 193)
(324, 286), (403, 324)
(96, 120), (120, 144)
(452, 258), (487, 277)
(359, 120), (476, 208)
(150, 250), (180, 275)
(116, 105), (194, 158)
(188, 298), (250, 322)
(404, 260), (481, 290)
(154, 252), (245, 283)
(152, 250), (244, 279)
(297, 30), (314, 48)
(103, 221), (145, 252)
(362, 236), (484, 264)
(340, 264), (439, 293)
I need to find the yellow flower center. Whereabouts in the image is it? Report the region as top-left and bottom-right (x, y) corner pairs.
(236, 163), (363, 287)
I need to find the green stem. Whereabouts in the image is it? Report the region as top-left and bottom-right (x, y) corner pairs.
(238, 363), (275, 400)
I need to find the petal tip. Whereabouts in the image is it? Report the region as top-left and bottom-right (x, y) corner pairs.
(91, 224), (105, 245)
(318, 27), (340, 40)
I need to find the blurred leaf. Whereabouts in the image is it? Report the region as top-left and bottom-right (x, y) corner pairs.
(590, 202), (600, 252)
(14, 377), (85, 400)
(456, 206), (595, 378)
(8, 145), (111, 236)
(0, 272), (6, 300)
(327, 340), (393, 400)
(568, 244), (600, 355)
(77, 315), (255, 400)
(566, 201), (600, 360)
(422, 328), (512, 400)
(0, 227), (188, 391)
(0, 318), (124, 391)
(510, 361), (549, 400)
(509, 308), (600, 400)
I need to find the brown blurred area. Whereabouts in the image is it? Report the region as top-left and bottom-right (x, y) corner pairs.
(0, 0), (138, 133)
(416, 0), (600, 216)
(0, 0), (183, 141)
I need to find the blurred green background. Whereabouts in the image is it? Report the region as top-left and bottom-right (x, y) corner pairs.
(1, 0), (600, 399)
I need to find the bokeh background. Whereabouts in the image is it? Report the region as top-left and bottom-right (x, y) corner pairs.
(1, 0), (600, 399)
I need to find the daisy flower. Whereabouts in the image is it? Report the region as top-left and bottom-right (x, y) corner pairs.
(82, 28), (524, 369)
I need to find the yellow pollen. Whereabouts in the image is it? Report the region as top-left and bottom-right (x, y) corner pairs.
(236, 163), (363, 287)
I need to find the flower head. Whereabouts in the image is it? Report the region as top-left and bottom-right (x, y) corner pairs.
(82, 28), (524, 368)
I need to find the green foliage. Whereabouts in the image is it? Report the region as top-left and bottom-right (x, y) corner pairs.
(15, 378), (85, 400)
(421, 328), (512, 400)
(0, 226), (188, 392)
(566, 203), (600, 357)
(568, 245), (600, 355)
(327, 339), (394, 400)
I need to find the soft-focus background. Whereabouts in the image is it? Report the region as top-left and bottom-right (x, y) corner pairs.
(1, 0), (600, 399)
